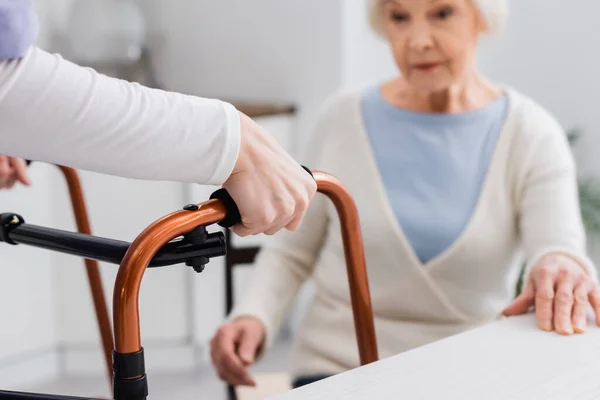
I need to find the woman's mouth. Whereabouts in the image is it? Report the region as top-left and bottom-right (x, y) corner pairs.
(412, 62), (441, 72)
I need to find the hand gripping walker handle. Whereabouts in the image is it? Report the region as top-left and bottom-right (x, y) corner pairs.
(209, 165), (314, 228)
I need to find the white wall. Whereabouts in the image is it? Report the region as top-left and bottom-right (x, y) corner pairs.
(341, 0), (397, 88)
(477, 0), (600, 177)
(146, 0), (343, 157)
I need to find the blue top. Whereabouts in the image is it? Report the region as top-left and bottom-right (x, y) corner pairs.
(0, 0), (37, 60)
(361, 86), (509, 264)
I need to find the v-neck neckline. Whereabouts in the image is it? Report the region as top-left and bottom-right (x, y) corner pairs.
(351, 86), (518, 272)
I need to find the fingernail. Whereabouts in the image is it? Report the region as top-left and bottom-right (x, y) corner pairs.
(241, 355), (253, 364)
(565, 327), (574, 335)
(560, 324), (573, 335)
(574, 319), (586, 333)
(542, 322), (552, 332)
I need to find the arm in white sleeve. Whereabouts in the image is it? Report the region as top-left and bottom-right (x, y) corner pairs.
(519, 122), (598, 286)
(0, 47), (240, 185)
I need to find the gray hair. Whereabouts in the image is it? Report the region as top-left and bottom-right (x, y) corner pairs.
(368, 0), (509, 36)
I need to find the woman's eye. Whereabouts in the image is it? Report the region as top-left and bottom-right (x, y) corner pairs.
(435, 7), (454, 20)
(390, 12), (409, 23)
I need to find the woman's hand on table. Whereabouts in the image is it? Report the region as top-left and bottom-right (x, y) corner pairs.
(503, 253), (600, 334)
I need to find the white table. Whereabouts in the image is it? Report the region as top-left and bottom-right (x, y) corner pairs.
(270, 315), (600, 399)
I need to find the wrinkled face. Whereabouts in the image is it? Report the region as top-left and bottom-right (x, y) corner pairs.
(381, 0), (484, 92)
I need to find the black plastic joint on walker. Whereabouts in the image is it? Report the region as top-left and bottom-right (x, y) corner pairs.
(0, 213), (24, 245)
(183, 223), (226, 273)
(113, 348), (149, 400)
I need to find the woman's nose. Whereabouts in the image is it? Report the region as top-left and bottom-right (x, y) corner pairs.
(408, 23), (434, 52)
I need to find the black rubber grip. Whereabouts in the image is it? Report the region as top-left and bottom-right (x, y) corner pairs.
(210, 188), (242, 228)
(302, 165), (314, 178)
(210, 165), (314, 228)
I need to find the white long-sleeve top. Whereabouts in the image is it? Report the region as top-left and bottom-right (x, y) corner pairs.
(230, 87), (598, 378)
(0, 47), (240, 185)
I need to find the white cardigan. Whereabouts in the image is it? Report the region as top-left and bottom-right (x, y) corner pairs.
(0, 47), (240, 185)
(230, 87), (598, 378)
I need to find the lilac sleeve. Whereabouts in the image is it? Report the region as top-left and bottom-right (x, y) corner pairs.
(0, 0), (37, 60)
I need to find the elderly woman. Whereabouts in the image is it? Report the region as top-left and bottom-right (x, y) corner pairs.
(210, 0), (600, 390)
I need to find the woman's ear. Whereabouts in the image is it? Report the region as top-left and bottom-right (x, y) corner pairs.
(469, 2), (489, 35)
(476, 17), (489, 35)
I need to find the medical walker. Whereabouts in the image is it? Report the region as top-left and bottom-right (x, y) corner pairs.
(0, 165), (378, 400)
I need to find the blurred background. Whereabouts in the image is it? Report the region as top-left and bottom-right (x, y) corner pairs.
(1, 0), (600, 399)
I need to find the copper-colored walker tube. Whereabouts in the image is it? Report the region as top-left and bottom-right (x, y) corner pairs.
(312, 171), (378, 365)
(113, 171), (378, 368)
(59, 166), (114, 385)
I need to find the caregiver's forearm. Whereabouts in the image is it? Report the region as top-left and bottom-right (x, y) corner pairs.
(0, 47), (240, 185)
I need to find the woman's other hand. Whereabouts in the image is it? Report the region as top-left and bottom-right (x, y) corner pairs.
(0, 156), (31, 189)
(503, 253), (600, 334)
(210, 316), (266, 387)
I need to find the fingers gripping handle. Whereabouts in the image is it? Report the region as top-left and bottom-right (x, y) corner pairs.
(209, 166), (314, 228)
